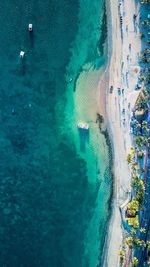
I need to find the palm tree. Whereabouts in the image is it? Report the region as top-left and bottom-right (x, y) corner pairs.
(127, 199), (139, 216)
(142, 20), (149, 26)
(132, 179), (139, 188)
(127, 153), (132, 164)
(136, 180), (145, 204)
(131, 173), (140, 187)
(136, 186), (144, 204)
(142, 123), (148, 136)
(139, 240), (146, 247)
(140, 32), (145, 39)
(140, 75), (145, 81)
(137, 150), (145, 158)
(131, 164), (138, 172)
(147, 241), (150, 251)
(118, 250), (125, 263)
(135, 136), (146, 147)
(142, 120), (147, 127)
(140, 227), (146, 233)
(141, 0), (150, 3)
(132, 257), (138, 267)
(136, 191), (144, 204)
(131, 228), (136, 235)
(135, 137), (143, 147)
(132, 217), (139, 229)
(125, 237), (133, 248)
(133, 237), (141, 247)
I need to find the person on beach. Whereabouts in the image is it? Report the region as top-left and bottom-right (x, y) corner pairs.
(120, 16), (123, 25)
(126, 72), (129, 87)
(121, 61), (124, 69)
(129, 43), (131, 51)
(118, 2), (121, 10)
(118, 88), (121, 95)
(133, 14), (137, 33)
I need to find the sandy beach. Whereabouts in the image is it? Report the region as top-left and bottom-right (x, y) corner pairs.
(103, 0), (142, 266)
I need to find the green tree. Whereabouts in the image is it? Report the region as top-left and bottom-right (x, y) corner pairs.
(127, 153), (132, 164)
(137, 150), (145, 158)
(125, 237), (133, 248)
(118, 250), (125, 263)
(131, 228), (136, 235)
(127, 199), (139, 216)
(131, 163), (138, 172)
(140, 227), (146, 233)
(136, 180), (145, 204)
(139, 240), (146, 247)
(147, 241), (150, 251)
(132, 257), (138, 266)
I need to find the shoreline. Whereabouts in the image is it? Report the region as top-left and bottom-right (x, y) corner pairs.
(100, 1), (117, 264)
(101, 0), (142, 266)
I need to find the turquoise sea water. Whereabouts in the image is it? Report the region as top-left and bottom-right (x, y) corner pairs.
(0, 0), (112, 266)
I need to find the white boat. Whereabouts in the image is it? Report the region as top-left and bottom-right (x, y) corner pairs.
(20, 51), (25, 58)
(28, 24), (33, 31)
(77, 122), (89, 130)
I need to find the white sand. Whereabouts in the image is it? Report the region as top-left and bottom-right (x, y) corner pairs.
(73, 67), (110, 183)
(102, 0), (141, 266)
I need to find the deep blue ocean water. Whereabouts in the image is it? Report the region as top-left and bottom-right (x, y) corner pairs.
(0, 0), (112, 266)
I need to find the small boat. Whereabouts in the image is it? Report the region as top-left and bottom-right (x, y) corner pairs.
(77, 122), (89, 130)
(20, 51), (25, 58)
(28, 24), (33, 31)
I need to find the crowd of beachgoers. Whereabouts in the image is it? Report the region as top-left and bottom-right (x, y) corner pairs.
(102, 0), (150, 266)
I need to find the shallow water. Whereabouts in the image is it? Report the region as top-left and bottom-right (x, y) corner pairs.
(0, 0), (112, 266)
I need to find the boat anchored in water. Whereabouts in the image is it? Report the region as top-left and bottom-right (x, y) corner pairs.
(20, 51), (25, 58)
(77, 122), (89, 130)
(28, 24), (33, 32)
